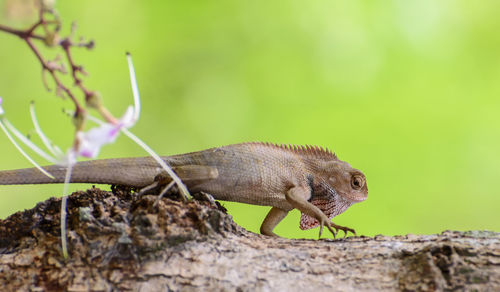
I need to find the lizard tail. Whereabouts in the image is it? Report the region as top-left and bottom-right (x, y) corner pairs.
(0, 165), (67, 185)
(0, 157), (159, 187)
(0, 157), (219, 187)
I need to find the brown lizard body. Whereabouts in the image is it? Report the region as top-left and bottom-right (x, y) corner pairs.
(0, 142), (368, 237)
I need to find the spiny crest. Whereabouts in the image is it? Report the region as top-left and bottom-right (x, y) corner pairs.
(254, 142), (338, 160)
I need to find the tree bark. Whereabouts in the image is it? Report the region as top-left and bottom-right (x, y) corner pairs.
(1, 187), (499, 291)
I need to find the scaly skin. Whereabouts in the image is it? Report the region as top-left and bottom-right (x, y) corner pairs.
(0, 142), (368, 238)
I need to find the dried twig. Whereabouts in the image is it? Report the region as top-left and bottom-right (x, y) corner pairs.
(0, 0), (111, 128)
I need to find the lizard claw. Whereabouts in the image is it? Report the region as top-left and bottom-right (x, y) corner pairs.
(138, 181), (160, 196)
(319, 219), (356, 239)
(318, 219), (337, 239)
(154, 180), (176, 206)
(331, 223), (356, 238)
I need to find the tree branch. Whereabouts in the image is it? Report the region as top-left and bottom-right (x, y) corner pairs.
(0, 187), (498, 291)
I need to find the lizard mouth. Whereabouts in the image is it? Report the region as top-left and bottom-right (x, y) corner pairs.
(339, 190), (368, 203)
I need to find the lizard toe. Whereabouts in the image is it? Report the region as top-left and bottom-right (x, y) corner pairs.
(318, 223), (324, 239)
(325, 221), (337, 238)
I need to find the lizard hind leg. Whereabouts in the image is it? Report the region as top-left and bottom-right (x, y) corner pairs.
(154, 180), (176, 205)
(138, 165), (219, 199)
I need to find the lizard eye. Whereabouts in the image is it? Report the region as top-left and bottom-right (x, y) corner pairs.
(351, 174), (364, 190)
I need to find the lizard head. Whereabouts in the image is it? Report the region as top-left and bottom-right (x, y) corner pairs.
(300, 160), (368, 230)
(324, 160), (368, 203)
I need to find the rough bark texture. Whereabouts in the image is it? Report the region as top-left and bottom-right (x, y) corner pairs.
(0, 188), (499, 291)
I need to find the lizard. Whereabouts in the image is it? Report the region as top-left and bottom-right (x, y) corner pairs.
(0, 142), (368, 238)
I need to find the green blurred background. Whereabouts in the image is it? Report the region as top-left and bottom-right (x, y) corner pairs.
(1, 0), (499, 238)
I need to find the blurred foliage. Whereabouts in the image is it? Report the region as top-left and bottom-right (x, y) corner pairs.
(0, 0), (499, 238)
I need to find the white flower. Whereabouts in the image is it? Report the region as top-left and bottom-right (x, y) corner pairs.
(0, 97), (4, 116)
(76, 106), (136, 158)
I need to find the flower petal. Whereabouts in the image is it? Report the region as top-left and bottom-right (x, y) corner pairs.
(119, 105), (136, 128)
(75, 107), (137, 159)
(76, 124), (117, 158)
(0, 97), (4, 116)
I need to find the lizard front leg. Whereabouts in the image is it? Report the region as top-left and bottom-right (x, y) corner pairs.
(286, 186), (354, 238)
(260, 207), (289, 236)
